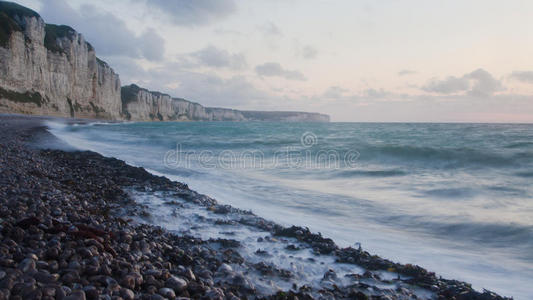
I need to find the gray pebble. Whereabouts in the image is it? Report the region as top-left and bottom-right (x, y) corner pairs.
(64, 290), (86, 300)
(18, 258), (36, 273)
(158, 287), (176, 299)
(120, 288), (135, 300)
(165, 275), (187, 293)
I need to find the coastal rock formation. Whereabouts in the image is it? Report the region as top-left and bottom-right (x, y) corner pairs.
(121, 84), (247, 122)
(0, 2), (121, 119)
(0, 2), (329, 122)
(122, 84), (330, 122)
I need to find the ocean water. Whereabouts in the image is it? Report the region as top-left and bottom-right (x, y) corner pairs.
(48, 122), (533, 299)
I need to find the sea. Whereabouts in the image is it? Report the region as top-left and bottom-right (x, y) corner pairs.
(48, 121), (533, 299)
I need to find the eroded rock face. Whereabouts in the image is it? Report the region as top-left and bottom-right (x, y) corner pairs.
(121, 84), (247, 122)
(0, 3), (330, 123)
(0, 5), (121, 119)
(121, 84), (330, 122)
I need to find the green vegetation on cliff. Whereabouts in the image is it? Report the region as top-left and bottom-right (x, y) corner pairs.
(121, 84), (176, 104)
(0, 1), (74, 54)
(0, 12), (19, 47)
(121, 84), (141, 106)
(1, 1), (330, 122)
(0, 86), (44, 107)
(121, 85), (141, 120)
(0, 1), (40, 47)
(96, 57), (110, 67)
(44, 24), (76, 53)
(0, 1), (96, 54)
(0, 1), (40, 20)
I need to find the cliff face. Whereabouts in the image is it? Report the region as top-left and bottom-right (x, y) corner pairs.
(122, 84), (244, 121)
(0, 2), (121, 119)
(0, 2), (329, 122)
(122, 84), (248, 121)
(121, 84), (329, 122)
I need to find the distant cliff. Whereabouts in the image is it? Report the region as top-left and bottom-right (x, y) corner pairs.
(121, 84), (246, 121)
(0, 1), (329, 122)
(0, 2), (121, 119)
(122, 84), (329, 122)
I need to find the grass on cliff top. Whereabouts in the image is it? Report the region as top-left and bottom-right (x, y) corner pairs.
(0, 1), (40, 48)
(0, 1), (40, 20)
(121, 83), (172, 103)
(121, 84), (193, 104)
(0, 11), (20, 47)
(0, 1), (98, 58)
(0, 2), (83, 54)
(121, 84), (168, 119)
(44, 24), (76, 53)
(121, 84), (141, 105)
(96, 57), (110, 68)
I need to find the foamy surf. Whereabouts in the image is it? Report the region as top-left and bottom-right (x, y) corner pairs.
(46, 121), (533, 299)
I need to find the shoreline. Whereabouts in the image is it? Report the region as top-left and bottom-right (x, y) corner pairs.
(0, 114), (510, 299)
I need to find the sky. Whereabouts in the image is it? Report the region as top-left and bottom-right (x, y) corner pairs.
(14, 0), (533, 122)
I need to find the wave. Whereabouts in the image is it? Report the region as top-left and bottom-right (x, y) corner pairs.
(487, 185), (528, 197)
(515, 171), (533, 178)
(512, 151), (533, 160)
(431, 222), (533, 251)
(44, 120), (69, 131)
(504, 141), (533, 149)
(365, 144), (519, 168)
(48, 121), (533, 298)
(378, 214), (533, 252)
(332, 169), (407, 178)
(422, 187), (476, 198)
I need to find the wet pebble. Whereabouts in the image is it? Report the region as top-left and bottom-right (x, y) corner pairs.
(0, 117), (510, 300)
(158, 287), (176, 299)
(18, 258), (36, 273)
(165, 276), (187, 293)
(64, 290), (86, 300)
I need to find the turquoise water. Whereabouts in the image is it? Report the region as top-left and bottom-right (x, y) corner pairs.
(49, 122), (533, 299)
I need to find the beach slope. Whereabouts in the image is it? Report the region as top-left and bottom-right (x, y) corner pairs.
(0, 114), (509, 299)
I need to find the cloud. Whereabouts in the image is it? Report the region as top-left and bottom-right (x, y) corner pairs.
(168, 73), (265, 107)
(467, 69), (504, 97)
(213, 28), (244, 36)
(363, 88), (390, 99)
(139, 28), (165, 61)
(103, 57), (148, 84)
(301, 45), (318, 59)
(188, 45), (246, 70)
(323, 86), (349, 99)
(422, 76), (470, 94)
(422, 68), (503, 97)
(110, 56), (533, 123)
(257, 22), (283, 36)
(111, 57), (268, 108)
(142, 0), (236, 26)
(40, 0), (165, 61)
(321, 86), (393, 102)
(255, 62), (306, 81)
(398, 69), (416, 76)
(510, 71), (533, 83)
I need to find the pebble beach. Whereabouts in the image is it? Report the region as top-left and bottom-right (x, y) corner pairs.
(0, 114), (510, 300)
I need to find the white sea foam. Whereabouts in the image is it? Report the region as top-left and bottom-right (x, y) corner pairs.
(46, 121), (533, 299)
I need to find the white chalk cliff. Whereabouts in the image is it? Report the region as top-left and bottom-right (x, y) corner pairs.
(122, 84), (329, 122)
(0, 2), (329, 122)
(0, 2), (121, 119)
